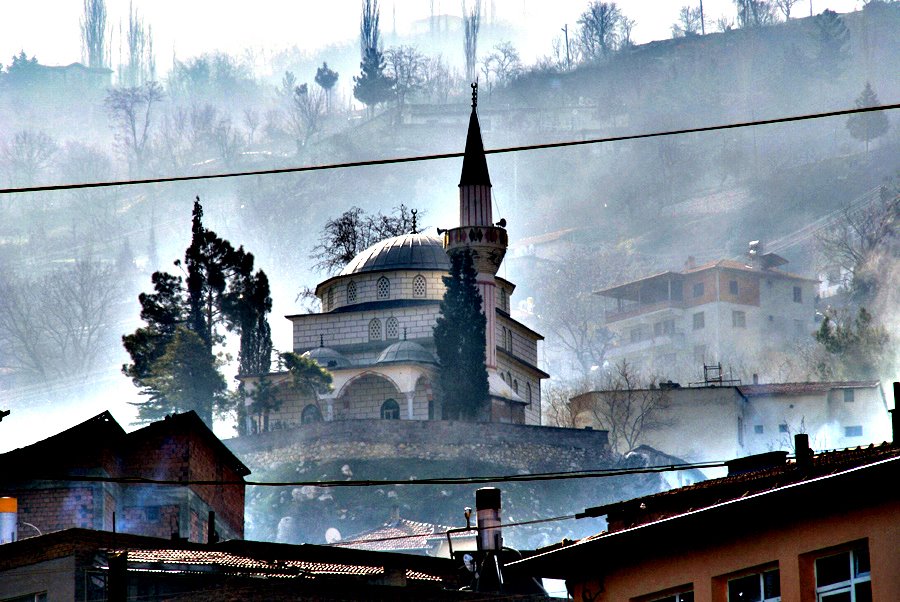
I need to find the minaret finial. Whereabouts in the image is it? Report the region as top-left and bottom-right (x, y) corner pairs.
(471, 82), (478, 109)
(410, 209), (418, 233)
(403, 327), (408, 341)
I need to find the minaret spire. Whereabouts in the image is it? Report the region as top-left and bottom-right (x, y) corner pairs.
(459, 82), (492, 189)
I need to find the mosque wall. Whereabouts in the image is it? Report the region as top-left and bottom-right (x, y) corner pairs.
(318, 270), (447, 312)
(291, 304), (442, 351)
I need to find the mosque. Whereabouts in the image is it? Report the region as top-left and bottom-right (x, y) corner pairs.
(243, 85), (547, 432)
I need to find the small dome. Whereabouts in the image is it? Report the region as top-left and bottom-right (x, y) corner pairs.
(376, 341), (436, 365)
(302, 347), (352, 370)
(340, 233), (450, 276)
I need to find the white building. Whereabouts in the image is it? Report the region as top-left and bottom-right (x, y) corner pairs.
(596, 247), (819, 382)
(243, 87), (547, 432)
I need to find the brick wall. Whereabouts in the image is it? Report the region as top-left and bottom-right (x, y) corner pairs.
(13, 486), (97, 538)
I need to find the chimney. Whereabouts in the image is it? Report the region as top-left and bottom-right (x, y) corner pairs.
(0, 497), (16, 544)
(748, 240), (763, 269)
(891, 382), (899, 445)
(794, 434), (812, 469)
(752, 373), (759, 385)
(685, 256), (696, 270)
(475, 487), (504, 593)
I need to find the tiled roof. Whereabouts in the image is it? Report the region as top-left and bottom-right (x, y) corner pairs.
(589, 442), (900, 531)
(335, 519), (453, 552)
(737, 380), (880, 397)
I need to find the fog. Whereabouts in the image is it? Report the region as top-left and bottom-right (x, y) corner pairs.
(0, 0), (896, 548)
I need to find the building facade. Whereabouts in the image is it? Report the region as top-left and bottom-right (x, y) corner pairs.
(597, 246), (818, 382)
(244, 87), (547, 431)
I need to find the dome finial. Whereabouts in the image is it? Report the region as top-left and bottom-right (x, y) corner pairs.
(471, 82), (478, 109)
(403, 327), (408, 341)
(319, 333), (324, 348)
(411, 209), (418, 233)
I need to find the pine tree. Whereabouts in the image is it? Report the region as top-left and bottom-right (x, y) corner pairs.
(434, 250), (489, 420)
(846, 82), (890, 154)
(314, 62), (339, 112)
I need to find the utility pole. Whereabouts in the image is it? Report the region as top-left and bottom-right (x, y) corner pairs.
(700, 0), (706, 35)
(561, 24), (570, 70)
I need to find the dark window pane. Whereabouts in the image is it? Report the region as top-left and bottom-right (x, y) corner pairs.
(819, 593), (851, 602)
(728, 574), (761, 601)
(816, 551), (851, 587)
(854, 581), (872, 602)
(679, 593), (694, 602)
(763, 570), (780, 598)
(854, 546), (870, 576)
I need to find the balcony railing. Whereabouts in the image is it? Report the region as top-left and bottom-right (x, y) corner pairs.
(604, 299), (685, 323)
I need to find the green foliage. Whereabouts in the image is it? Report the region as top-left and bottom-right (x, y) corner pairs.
(434, 250), (488, 420)
(814, 308), (889, 380)
(136, 326), (226, 426)
(353, 47), (394, 110)
(123, 197), (272, 428)
(846, 82), (890, 152)
(314, 62), (339, 92)
(281, 351), (334, 396)
(813, 9), (850, 74)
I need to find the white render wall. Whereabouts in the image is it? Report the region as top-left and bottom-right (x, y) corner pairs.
(292, 304), (442, 351)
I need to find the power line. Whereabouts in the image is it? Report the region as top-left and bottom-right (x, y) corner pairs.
(1, 103), (897, 197)
(25, 459), (729, 488)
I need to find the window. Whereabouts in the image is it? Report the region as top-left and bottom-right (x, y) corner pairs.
(380, 398), (400, 420)
(631, 327), (645, 343)
(815, 545), (870, 602)
(368, 318), (382, 341)
(732, 310), (746, 328)
(347, 281), (357, 303)
(793, 286), (802, 303)
(650, 593), (694, 602)
(843, 389), (855, 403)
(413, 275), (426, 298)
(377, 276), (390, 299)
(5, 593), (50, 602)
(729, 280), (739, 295)
(506, 328), (513, 351)
(693, 312), (705, 330)
(654, 319), (675, 336)
(499, 287), (507, 311)
(693, 282), (705, 298)
(513, 379), (519, 394)
(755, 425), (764, 434)
(728, 568), (780, 601)
(779, 423), (789, 433)
(844, 425), (863, 437)
(526, 383), (532, 403)
(301, 404), (323, 424)
(506, 371), (512, 385)
(386, 317), (399, 340)
(326, 287), (334, 311)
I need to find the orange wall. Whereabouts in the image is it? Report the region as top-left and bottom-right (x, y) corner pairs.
(571, 498), (899, 602)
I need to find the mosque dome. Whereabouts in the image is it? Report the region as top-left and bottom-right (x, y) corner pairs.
(340, 233), (450, 276)
(376, 340), (437, 365)
(302, 347), (352, 370)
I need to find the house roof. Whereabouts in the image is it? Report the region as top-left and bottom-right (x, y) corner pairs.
(509, 444), (900, 579)
(737, 380), (880, 397)
(0, 410), (250, 481)
(334, 518), (456, 553)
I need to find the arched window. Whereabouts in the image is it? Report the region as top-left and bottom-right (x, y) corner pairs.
(301, 404), (323, 424)
(506, 329), (513, 351)
(413, 275), (427, 298)
(506, 371), (512, 385)
(381, 398), (400, 419)
(513, 380), (519, 394)
(377, 276), (390, 299)
(347, 281), (357, 303)
(499, 287), (507, 311)
(369, 318), (382, 341)
(386, 317), (399, 339)
(526, 383), (532, 403)
(326, 287), (334, 311)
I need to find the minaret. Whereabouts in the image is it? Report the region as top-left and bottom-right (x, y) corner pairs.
(442, 83), (508, 370)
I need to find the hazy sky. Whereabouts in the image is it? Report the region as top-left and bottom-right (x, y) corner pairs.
(1, 0), (863, 73)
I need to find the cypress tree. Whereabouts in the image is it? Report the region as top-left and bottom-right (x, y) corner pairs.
(434, 249), (489, 420)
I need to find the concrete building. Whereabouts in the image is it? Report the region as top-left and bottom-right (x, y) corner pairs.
(0, 411), (248, 544)
(511, 433), (900, 602)
(596, 244), (818, 382)
(243, 86), (547, 431)
(571, 380), (890, 472)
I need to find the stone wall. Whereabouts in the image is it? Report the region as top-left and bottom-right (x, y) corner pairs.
(226, 420), (610, 473)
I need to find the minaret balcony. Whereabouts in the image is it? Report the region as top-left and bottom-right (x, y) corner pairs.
(443, 226), (508, 275)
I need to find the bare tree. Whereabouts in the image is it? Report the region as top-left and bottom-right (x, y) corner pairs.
(463, 0), (481, 82)
(584, 361), (671, 455)
(774, 0), (801, 19)
(576, 1), (623, 62)
(243, 108), (260, 145)
(0, 130), (58, 187)
(734, 0), (778, 28)
(120, 1), (155, 87)
(480, 41), (522, 92)
(80, 0), (109, 68)
(817, 180), (899, 305)
(105, 81), (163, 175)
(278, 73), (326, 154)
(672, 5), (704, 37)
(385, 45), (427, 118)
